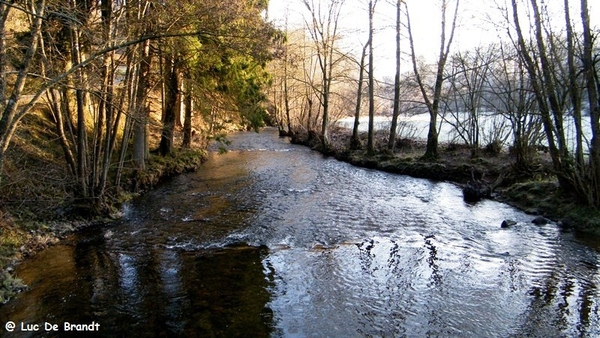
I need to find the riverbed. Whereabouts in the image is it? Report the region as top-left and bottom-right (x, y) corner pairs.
(1, 128), (599, 337)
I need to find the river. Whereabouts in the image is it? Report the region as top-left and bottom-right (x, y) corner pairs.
(1, 128), (599, 337)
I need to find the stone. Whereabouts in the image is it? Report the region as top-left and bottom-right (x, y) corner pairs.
(501, 219), (517, 228)
(532, 216), (550, 225)
(462, 181), (491, 203)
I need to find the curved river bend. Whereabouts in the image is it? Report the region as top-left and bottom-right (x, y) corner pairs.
(1, 128), (599, 337)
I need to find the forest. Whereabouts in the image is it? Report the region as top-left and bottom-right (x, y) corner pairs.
(0, 0), (599, 333)
(269, 0), (600, 212)
(0, 0), (279, 213)
(0, 0), (279, 300)
(0, 0), (598, 253)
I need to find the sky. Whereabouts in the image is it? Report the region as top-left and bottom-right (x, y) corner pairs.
(267, 0), (600, 79)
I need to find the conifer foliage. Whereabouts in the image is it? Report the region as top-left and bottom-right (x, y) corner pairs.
(0, 0), (278, 209)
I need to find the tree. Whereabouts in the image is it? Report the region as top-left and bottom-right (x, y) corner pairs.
(351, 40), (369, 149)
(509, 0), (600, 206)
(302, 0), (346, 150)
(483, 43), (541, 169)
(579, 0), (600, 205)
(405, 0), (460, 159)
(0, 0), (277, 209)
(0, 0), (46, 186)
(387, 0), (402, 151)
(366, 0), (378, 155)
(159, 49), (180, 156)
(444, 46), (494, 157)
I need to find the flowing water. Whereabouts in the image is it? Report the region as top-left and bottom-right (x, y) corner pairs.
(1, 128), (599, 337)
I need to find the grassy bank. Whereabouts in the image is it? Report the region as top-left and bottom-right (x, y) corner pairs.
(289, 126), (600, 235)
(0, 110), (207, 303)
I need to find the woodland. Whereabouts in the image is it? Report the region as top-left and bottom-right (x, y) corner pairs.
(1, 0), (600, 301)
(0, 0), (278, 298)
(268, 0), (600, 219)
(0, 0), (279, 212)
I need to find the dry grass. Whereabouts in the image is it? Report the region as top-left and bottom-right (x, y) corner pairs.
(0, 97), (211, 302)
(1, 110), (74, 220)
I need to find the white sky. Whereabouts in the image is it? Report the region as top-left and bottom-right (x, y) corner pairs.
(268, 0), (600, 79)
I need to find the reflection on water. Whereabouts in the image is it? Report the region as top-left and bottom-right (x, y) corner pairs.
(1, 128), (599, 337)
(0, 241), (272, 337)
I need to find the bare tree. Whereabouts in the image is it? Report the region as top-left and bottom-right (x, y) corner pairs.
(443, 46), (494, 157)
(509, 0), (600, 206)
(366, 0), (378, 155)
(387, 0), (402, 151)
(564, 0), (584, 169)
(351, 41), (369, 149)
(405, 0), (460, 159)
(483, 43), (541, 168)
(580, 0), (600, 205)
(302, 0), (346, 149)
(0, 0), (46, 186)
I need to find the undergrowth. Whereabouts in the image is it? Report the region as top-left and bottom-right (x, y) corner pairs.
(0, 109), (208, 303)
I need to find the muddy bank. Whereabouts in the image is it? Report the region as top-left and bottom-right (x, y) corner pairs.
(288, 127), (600, 236)
(0, 149), (207, 303)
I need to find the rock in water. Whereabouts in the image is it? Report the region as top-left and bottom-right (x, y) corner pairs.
(532, 216), (550, 225)
(501, 220), (517, 228)
(462, 181), (491, 203)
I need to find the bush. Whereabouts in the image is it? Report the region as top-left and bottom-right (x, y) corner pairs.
(484, 140), (503, 156)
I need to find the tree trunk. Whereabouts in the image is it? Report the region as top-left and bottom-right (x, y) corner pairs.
(367, 0), (376, 155)
(351, 42), (368, 149)
(511, 0), (571, 190)
(564, 0), (584, 169)
(70, 23), (90, 198)
(49, 89), (77, 175)
(388, 0), (401, 151)
(182, 81), (193, 148)
(0, 2), (9, 106)
(97, 0), (116, 198)
(0, 0), (46, 186)
(283, 36), (292, 135)
(132, 39), (153, 170)
(529, 0), (568, 161)
(405, 0), (458, 160)
(581, 0), (600, 206)
(321, 84), (329, 148)
(115, 49), (138, 187)
(159, 54), (178, 156)
(307, 97), (313, 132)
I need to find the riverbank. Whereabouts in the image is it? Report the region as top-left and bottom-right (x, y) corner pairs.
(5, 128), (597, 336)
(288, 126), (600, 235)
(0, 150), (207, 303)
(0, 111), (208, 303)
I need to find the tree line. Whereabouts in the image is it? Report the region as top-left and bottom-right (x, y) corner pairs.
(0, 0), (278, 210)
(270, 0), (600, 208)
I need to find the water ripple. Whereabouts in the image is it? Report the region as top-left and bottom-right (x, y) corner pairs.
(2, 129), (599, 337)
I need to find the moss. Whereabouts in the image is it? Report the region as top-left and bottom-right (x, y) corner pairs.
(0, 270), (26, 304)
(0, 228), (26, 265)
(127, 148), (207, 193)
(564, 206), (600, 231)
(503, 181), (559, 211)
(0, 221), (29, 303)
(500, 180), (600, 233)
